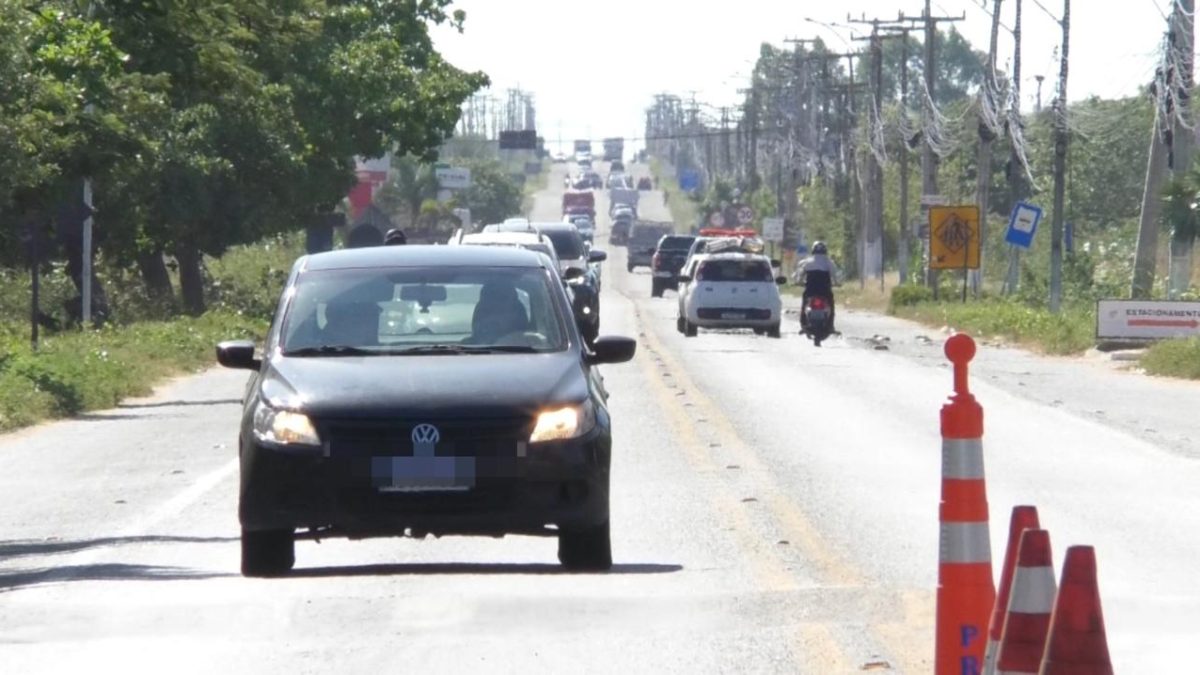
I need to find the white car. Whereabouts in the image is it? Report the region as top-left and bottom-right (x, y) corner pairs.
(676, 252), (785, 338)
(449, 230), (560, 271)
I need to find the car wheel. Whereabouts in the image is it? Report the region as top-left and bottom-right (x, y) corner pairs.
(558, 520), (612, 571)
(752, 327), (765, 335)
(651, 280), (663, 297)
(676, 315), (685, 333)
(684, 320), (698, 338)
(626, 263), (634, 273)
(241, 528), (295, 577)
(767, 323), (782, 339)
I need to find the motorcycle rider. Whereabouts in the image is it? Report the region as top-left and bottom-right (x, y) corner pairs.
(793, 241), (840, 332)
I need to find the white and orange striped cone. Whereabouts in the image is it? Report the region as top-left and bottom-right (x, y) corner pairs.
(1038, 546), (1113, 675)
(936, 334), (996, 675)
(995, 529), (1056, 675)
(984, 506), (1042, 675)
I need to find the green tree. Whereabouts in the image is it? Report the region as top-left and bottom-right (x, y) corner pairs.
(456, 159), (523, 226)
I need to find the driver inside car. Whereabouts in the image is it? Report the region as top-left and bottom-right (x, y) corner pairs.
(321, 300), (382, 347)
(470, 281), (529, 343)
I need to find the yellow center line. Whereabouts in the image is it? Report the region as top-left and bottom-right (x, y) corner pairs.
(628, 297), (933, 672)
(630, 311), (854, 673)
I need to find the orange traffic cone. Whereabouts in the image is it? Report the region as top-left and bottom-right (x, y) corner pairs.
(1038, 546), (1113, 675)
(996, 529), (1056, 675)
(984, 506), (1042, 675)
(936, 334), (996, 675)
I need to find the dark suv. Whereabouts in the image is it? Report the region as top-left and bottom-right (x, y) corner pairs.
(216, 245), (636, 576)
(649, 234), (697, 297)
(626, 222), (673, 272)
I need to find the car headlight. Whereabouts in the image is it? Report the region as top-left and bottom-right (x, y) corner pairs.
(529, 401), (596, 443)
(253, 400), (320, 446)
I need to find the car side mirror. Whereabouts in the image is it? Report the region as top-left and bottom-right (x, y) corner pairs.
(217, 340), (261, 371)
(586, 336), (637, 365)
(775, 276), (788, 285)
(587, 249), (607, 263)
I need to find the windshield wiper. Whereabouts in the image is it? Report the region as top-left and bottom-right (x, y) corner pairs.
(283, 345), (374, 357)
(390, 344), (541, 355)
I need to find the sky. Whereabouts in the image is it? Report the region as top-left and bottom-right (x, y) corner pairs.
(430, 0), (1172, 155)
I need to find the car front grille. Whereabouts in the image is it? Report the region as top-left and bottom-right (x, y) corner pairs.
(322, 417), (531, 459)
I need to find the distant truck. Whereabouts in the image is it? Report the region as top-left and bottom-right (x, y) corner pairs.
(603, 137), (624, 161)
(574, 139), (592, 157)
(562, 191), (596, 218)
(609, 187), (639, 217)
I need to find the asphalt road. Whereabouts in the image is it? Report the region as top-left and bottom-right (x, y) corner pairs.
(1, 162), (1197, 673)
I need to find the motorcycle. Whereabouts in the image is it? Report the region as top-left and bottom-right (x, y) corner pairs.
(800, 295), (833, 347)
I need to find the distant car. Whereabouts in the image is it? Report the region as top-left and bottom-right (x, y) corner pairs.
(566, 215), (596, 242)
(637, 177), (653, 190)
(625, 222), (673, 272)
(649, 234), (697, 297)
(676, 251), (785, 338)
(610, 160), (625, 173)
(573, 171), (601, 190)
(449, 230), (561, 272)
(526, 222), (607, 345)
(217, 245), (637, 576)
(551, 152), (568, 163)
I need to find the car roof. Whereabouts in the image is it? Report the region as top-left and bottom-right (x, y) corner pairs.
(299, 244), (548, 271)
(700, 251), (771, 262)
(460, 231), (544, 244)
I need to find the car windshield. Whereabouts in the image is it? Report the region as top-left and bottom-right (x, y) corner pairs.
(659, 236), (694, 250)
(542, 229), (585, 259)
(632, 226), (670, 243)
(281, 266), (568, 354)
(696, 259), (773, 282)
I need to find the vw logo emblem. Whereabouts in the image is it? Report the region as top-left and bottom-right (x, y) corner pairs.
(411, 423), (440, 445)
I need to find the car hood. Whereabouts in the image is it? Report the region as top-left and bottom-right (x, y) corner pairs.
(260, 351), (587, 419)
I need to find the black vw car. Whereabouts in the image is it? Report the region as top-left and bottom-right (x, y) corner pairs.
(217, 246), (636, 576)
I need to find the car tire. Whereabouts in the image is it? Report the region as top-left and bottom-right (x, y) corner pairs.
(241, 528), (295, 577)
(684, 320), (698, 338)
(651, 280), (663, 297)
(753, 327), (765, 335)
(558, 520), (612, 571)
(626, 263), (635, 273)
(767, 323), (782, 339)
(676, 315), (685, 334)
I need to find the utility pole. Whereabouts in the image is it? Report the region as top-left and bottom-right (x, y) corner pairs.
(720, 107), (732, 177)
(1048, 0), (1070, 313)
(1004, 0), (1027, 295)
(1034, 75), (1045, 112)
(899, 2), (966, 293)
(1168, 0), (1196, 298)
(1132, 14), (1175, 298)
(973, 0), (1005, 295)
(849, 18), (889, 283)
(898, 29), (913, 285)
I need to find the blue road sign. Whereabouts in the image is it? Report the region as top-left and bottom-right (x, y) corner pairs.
(679, 169), (702, 192)
(1004, 201), (1043, 249)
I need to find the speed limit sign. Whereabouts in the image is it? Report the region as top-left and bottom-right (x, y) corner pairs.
(736, 205), (755, 225)
(708, 211), (725, 227)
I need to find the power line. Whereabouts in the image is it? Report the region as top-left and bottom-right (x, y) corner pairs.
(1029, 0), (1062, 24)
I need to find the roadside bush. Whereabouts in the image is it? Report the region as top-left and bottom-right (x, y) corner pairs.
(0, 312), (266, 432)
(208, 232), (305, 321)
(1141, 337), (1200, 380)
(894, 299), (1094, 354)
(889, 284), (935, 311)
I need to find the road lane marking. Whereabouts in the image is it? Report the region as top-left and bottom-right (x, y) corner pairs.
(631, 321), (859, 672)
(13, 458), (238, 589)
(625, 294), (934, 672)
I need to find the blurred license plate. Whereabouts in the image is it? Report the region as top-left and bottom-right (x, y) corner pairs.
(371, 456), (475, 493)
(721, 312), (746, 320)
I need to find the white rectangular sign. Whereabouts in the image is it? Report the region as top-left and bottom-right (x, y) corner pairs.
(435, 166), (471, 189)
(762, 217), (784, 243)
(1096, 299), (1200, 340)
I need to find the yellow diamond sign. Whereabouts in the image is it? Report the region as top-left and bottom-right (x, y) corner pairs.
(929, 205), (981, 270)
